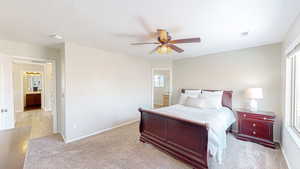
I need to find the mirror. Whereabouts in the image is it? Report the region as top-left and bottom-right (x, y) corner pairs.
(24, 72), (42, 93)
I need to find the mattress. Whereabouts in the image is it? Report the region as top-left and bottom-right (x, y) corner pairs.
(150, 104), (236, 163)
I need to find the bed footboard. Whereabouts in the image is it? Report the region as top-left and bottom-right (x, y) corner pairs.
(139, 108), (208, 169)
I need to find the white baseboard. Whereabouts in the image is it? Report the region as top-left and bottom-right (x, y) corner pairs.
(64, 119), (139, 144)
(61, 133), (66, 142)
(44, 108), (52, 112)
(281, 146), (291, 169)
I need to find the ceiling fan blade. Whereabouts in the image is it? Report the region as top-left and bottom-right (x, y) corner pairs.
(138, 17), (157, 39)
(167, 44), (184, 53)
(113, 33), (155, 41)
(149, 46), (160, 54)
(169, 38), (201, 44)
(131, 42), (160, 45)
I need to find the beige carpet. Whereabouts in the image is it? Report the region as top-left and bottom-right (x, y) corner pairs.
(24, 122), (288, 169)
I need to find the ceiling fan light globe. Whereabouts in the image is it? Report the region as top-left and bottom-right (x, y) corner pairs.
(157, 45), (169, 54)
(156, 46), (162, 54)
(167, 47), (172, 54)
(162, 46), (168, 53)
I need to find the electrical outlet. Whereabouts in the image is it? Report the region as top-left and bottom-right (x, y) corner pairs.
(73, 124), (77, 129)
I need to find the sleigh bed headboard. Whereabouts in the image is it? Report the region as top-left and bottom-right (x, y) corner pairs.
(181, 89), (233, 110)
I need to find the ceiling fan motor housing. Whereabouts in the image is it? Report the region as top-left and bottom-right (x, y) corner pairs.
(158, 35), (172, 44)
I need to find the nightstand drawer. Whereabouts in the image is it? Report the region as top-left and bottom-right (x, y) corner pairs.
(240, 119), (272, 140)
(238, 112), (274, 122)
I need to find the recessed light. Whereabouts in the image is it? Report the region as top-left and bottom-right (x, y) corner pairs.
(241, 32), (249, 36)
(49, 34), (63, 40)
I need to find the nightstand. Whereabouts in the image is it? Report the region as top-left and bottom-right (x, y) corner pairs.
(235, 109), (276, 148)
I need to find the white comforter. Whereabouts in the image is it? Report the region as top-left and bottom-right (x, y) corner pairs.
(148, 104), (236, 163)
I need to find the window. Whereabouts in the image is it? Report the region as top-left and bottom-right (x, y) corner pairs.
(291, 53), (300, 133)
(154, 75), (164, 88)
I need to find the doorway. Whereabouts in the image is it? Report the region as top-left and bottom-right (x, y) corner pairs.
(12, 58), (56, 139)
(23, 71), (43, 111)
(152, 68), (172, 109)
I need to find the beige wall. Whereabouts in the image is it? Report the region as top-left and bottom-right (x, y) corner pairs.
(149, 58), (173, 69)
(43, 62), (54, 112)
(281, 14), (300, 169)
(63, 42), (151, 141)
(172, 43), (282, 140)
(0, 39), (58, 59)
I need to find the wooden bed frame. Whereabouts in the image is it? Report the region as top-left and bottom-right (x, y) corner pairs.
(139, 89), (233, 169)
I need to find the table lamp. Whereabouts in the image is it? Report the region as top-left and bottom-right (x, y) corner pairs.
(245, 88), (263, 111)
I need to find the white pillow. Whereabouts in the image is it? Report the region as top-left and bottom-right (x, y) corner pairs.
(178, 94), (197, 105)
(184, 90), (201, 97)
(202, 90), (223, 96)
(199, 91), (223, 109)
(184, 96), (203, 108)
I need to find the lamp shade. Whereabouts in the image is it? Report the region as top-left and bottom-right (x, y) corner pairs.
(245, 88), (263, 99)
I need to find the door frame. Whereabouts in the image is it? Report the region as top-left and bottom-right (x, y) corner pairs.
(0, 59), (3, 104)
(0, 57), (4, 129)
(14, 64), (45, 112)
(0, 54), (15, 129)
(151, 68), (172, 108)
(12, 56), (58, 133)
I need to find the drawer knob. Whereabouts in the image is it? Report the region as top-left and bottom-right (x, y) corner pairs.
(252, 123), (256, 127)
(243, 114), (246, 118)
(263, 117), (267, 120)
(253, 131), (256, 135)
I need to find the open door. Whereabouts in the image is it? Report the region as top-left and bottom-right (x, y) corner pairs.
(152, 68), (172, 109)
(0, 54), (14, 130)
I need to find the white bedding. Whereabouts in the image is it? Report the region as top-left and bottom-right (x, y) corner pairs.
(148, 104), (236, 163)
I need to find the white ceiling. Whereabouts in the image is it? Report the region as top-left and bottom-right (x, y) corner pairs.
(0, 0), (300, 59)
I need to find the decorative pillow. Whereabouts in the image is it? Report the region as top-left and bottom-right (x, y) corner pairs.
(178, 94), (198, 105)
(199, 91), (223, 109)
(184, 96), (203, 108)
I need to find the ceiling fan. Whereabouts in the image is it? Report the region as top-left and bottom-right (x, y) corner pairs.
(131, 29), (201, 54)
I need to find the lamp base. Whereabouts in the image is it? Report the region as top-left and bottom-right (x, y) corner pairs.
(249, 99), (258, 112)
